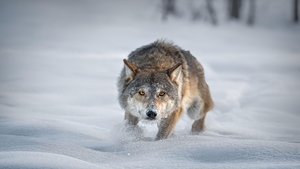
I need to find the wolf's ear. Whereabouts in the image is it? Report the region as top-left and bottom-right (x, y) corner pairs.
(123, 59), (139, 79)
(167, 62), (182, 83)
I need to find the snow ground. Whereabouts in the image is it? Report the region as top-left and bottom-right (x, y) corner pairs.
(0, 0), (300, 168)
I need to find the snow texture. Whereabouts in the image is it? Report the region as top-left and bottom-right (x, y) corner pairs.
(0, 0), (300, 168)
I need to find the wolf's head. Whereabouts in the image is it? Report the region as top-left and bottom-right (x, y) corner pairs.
(120, 59), (183, 122)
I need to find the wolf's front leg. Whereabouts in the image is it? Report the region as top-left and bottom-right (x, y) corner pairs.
(191, 113), (206, 133)
(124, 112), (139, 125)
(156, 109), (183, 140)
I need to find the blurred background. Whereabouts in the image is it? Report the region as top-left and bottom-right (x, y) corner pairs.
(0, 0), (299, 55)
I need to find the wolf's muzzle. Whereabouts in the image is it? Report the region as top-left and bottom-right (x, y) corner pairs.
(146, 110), (157, 120)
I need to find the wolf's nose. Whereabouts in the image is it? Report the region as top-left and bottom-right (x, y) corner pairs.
(146, 111), (157, 119)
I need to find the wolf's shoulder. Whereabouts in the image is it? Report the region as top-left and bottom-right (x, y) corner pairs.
(128, 40), (180, 58)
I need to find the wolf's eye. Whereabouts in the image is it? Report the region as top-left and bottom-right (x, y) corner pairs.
(159, 92), (165, 96)
(139, 91), (145, 96)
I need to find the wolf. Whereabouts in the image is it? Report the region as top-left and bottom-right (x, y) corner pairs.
(117, 40), (214, 140)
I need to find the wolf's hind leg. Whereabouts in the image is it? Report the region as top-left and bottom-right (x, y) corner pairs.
(156, 109), (183, 140)
(124, 112), (139, 125)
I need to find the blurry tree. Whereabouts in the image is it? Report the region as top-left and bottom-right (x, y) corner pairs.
(162, 0), (177, 20)
(190, 0), (217, 25)
(206, 0), (217, 25)
(247, 0), (255, 25)
(228, 0), (242, 19)
(294, 0), (299, 23)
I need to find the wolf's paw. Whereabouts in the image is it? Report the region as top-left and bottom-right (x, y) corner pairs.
(191, 128), (205, 135)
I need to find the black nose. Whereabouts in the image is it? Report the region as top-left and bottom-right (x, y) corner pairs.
(146, 111), (157, 119)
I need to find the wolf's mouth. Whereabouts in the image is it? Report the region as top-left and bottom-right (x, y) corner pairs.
(146, 117), (156, 121)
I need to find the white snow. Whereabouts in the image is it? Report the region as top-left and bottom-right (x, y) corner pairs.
(1, 0), (300, 168)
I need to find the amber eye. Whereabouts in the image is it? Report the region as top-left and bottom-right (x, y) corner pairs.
(139, 91), (145, 96)
(159, 92), (165, 96)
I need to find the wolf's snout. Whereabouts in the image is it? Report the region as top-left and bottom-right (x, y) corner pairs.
(146, 111), (157, 120)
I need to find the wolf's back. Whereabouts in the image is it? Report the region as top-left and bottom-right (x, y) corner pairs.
(127, 40), (201, 72)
